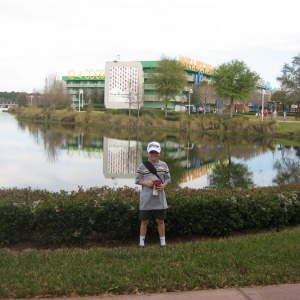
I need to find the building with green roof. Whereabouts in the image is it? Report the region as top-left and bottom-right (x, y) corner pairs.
(62, 56), (270, 112)
(62, 57), (214, 110)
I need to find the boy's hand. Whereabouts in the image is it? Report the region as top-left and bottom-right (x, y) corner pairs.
(147, 180), (154, 188)
(152, 180), (163, 190)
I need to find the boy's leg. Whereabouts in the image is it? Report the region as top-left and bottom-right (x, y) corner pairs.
(156, 219), (165, 237)
(139, 210), (152, 247)
(140, 219), (150, 236)
(156, 218), (166, 246)
(152, 210), (167, 246)
(139, 219), (149, 247)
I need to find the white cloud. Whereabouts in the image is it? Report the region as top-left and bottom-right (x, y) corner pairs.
(1, 0), (299, 92)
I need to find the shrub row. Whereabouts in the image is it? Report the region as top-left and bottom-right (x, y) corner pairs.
(1, 184), (300, 245)
(12, 106), (278, 135)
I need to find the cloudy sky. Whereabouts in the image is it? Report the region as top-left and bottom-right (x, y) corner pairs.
(1, 0), (299, 93)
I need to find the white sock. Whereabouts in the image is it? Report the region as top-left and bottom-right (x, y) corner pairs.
(139, 236), (145, 246)
(160, 236), (166, 246)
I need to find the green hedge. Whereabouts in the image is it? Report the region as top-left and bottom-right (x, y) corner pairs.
(1, 185), (300, 245)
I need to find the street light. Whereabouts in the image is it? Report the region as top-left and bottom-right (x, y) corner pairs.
(188, 88), (193, 115)
(184, 142), (194, 169)
(78, 89), (83, 112)
(261, 88), (264, 121)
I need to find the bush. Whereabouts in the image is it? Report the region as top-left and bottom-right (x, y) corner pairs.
(1, 184), (300, 245)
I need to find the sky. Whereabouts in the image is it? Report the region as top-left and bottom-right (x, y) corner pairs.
(1, 0), (299, 93)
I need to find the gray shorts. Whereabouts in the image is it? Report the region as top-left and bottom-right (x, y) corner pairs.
(140, 210), (166, 221)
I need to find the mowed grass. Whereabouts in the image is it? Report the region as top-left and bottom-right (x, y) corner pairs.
(276, 120), (300, 136)
(1, 227), (300, 298)
(248, 114), (300, 137)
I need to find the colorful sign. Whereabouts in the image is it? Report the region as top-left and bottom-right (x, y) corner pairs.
(67, 69), (105, 80)
(179, 55), (213, 73)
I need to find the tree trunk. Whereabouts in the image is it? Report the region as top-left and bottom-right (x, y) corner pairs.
(230, 97), (234, 118)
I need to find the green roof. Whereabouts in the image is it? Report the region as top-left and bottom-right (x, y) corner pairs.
(138, 61), (159, 68)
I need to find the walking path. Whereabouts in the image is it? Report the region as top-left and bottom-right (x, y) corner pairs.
(28, 283), (300, 300)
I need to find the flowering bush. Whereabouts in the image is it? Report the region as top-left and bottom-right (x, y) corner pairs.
(0, 184), (300, 245)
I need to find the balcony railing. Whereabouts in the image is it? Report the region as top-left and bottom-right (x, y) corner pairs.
(144, 73), (194, 81)
(143, 73), (156, 78)
(66, 83), (105, 88)
(143, 84), (157, 89)
(143, 95), (160, 101)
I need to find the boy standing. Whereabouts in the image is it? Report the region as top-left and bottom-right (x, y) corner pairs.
(135, 142), (171, 247)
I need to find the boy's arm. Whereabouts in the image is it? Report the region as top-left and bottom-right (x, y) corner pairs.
(137, 180), (154, 188)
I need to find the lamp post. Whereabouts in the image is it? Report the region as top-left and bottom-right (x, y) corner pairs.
(114, 55), (120, 63)
(184, 142), (194, 169)
(78, 89), (83, 112)
(188, 88), (193, 115)
(261, 88), (264, 121)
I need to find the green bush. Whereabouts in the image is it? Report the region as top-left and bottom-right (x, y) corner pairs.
(90, 104), (105, 110)
(1, 184), (300, 245)
(164, 111), (181, 121)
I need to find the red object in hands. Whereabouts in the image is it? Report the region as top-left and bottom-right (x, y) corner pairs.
(152, 180), (161, 187)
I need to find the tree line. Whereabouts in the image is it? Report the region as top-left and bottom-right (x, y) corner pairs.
(148, 53), (300, 117)
(0, 91), (22, 102)
(2, 53), (300, 114)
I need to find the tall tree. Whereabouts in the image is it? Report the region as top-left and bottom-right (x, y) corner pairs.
(17, 93), (27, 107)
(277, 53), (300, 109)
(43, 74), (71, 109)
(212, 60), (260, 117)
(125, 79), (143, 117)
(271, 90), (289, 111)
(149, 55), (187, 116)
(245, 90), (264, 111)
(89, 89), (104, 104)
(191, 81), (217, 109)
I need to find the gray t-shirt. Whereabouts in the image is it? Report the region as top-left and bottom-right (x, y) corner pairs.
(135, 160), (171, 210)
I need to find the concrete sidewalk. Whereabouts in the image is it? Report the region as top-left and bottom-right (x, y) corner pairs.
(32, 283), (300, 300)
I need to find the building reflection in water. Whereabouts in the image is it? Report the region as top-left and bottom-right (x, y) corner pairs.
(62, 135), (298, 189)
(103, 137), (142, 180)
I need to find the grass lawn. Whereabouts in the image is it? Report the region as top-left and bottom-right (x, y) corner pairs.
(1, 226), (300, 298)
(276, 120), (300, 136)
(247, 114), (300, 138)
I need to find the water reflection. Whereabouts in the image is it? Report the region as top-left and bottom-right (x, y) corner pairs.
(208, 161), (255, 189)
(273, 156), (300, 185)
(1, 112), (300, 192)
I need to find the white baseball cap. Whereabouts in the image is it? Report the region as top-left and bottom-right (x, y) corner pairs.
(147, 141), (161, 153)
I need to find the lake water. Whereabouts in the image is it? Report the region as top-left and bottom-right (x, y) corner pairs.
(1, 109), (299, 192)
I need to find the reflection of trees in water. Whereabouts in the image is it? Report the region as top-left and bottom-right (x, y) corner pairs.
(186, 143), (264, 175)
(293, 146), (300, 158)
(272, 157), (300, 185)
(17, 119), (298, 185)
(208, 161), (254, 189)
(17, 121), (27, 132)
(42, 131), (65, 162)
(160, 155), (183, 187)
(207, 145), (254, 189)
